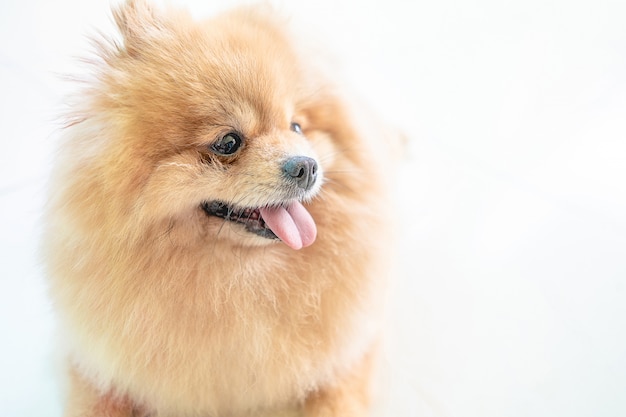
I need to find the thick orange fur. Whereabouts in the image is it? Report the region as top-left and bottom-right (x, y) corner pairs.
(43, 1), (396, 416)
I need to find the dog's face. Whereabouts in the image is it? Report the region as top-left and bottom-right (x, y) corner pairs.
(76, 2), (360, 251)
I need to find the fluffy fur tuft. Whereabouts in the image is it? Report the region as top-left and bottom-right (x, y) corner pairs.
(43, 1), (397, 416)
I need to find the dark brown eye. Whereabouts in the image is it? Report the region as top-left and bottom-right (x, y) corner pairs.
(290, 122), (303, 135)
(211, 132), (242, 155)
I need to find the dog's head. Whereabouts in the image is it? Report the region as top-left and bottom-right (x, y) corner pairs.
(56, 0), (371, 252)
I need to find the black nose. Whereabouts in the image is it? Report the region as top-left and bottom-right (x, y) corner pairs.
(283, 156), (318, 191)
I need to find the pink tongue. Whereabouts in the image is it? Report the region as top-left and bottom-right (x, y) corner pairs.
(259, 202), (317, 250)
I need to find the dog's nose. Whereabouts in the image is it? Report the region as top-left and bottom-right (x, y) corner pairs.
(283, 156), (318, 191)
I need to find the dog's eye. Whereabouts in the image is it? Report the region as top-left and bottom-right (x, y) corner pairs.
(211, 132), (242, 155)
(290, 122), (303, 135)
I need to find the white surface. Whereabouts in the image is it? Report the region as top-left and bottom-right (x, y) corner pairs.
(1, 0), (625, 416)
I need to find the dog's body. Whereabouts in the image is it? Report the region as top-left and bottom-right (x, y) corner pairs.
(43, 1), (396, 416)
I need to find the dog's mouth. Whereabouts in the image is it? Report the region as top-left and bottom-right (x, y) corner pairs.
(202, 201), (276, 239)
(201, 200), (317, 250)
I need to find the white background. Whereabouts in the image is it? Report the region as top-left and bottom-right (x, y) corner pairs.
(1, 0), (625, 416)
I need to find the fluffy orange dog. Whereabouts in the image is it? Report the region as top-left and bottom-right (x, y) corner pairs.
(43, 1), (395, 416)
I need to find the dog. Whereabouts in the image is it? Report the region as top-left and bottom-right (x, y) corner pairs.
(42, 1), (397, 415)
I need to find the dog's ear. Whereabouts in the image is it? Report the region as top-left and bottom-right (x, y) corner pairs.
(112, 0), (167, 57)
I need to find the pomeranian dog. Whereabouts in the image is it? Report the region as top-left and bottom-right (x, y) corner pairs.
(42, 1), (397, 416)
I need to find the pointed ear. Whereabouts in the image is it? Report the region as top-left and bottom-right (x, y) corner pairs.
(112, 0), (165, 56)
